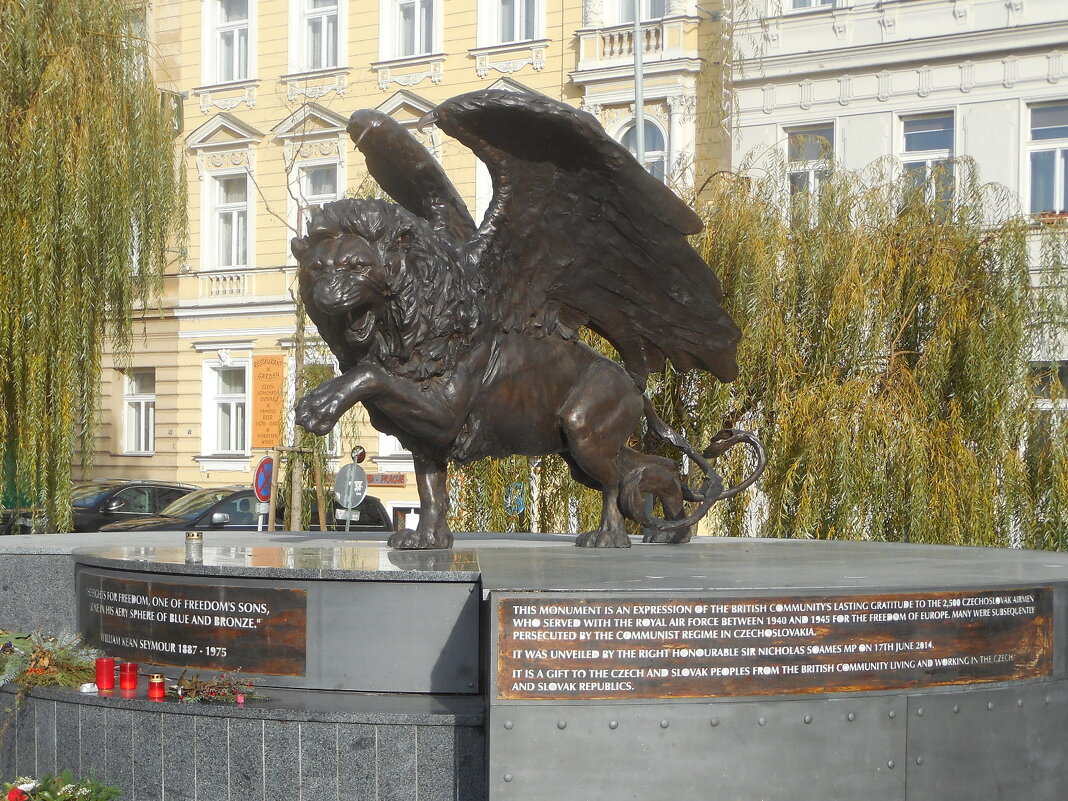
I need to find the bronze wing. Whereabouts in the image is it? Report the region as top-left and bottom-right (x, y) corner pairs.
(346, 109), (475, 246)
(425, 89), (740, 384)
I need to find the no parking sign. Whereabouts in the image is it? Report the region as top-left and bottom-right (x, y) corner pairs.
(254, 456), (274, 502)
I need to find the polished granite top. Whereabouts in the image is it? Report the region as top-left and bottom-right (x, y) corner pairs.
(60, 533), (1068, 592)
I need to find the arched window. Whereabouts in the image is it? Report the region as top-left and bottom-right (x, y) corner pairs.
(621, 120), (667, 182)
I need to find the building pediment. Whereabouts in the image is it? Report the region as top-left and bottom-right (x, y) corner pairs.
(271, 103), (349, 141)
(375, 90), (436, 126)
(185, 113), (264, 151)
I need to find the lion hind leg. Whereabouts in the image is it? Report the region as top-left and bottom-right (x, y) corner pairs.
(560, 368), (643, 549)
(616, 450), (692, 544)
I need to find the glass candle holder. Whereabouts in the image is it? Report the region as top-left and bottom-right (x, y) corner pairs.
(95, 657), (115, 690)
(147, 673), (166, 700)
(118, 662), (139, 691)
(185, 530), (203, 564)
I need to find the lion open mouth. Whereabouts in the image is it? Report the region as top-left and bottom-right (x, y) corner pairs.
(345, 306), (377, 346)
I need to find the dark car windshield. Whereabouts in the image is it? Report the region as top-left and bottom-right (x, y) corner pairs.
(158, 487), (239, 520)
(71, 483), (122, 508)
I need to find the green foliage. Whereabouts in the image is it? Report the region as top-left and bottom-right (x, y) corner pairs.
(0, 0), (183, 528)
(451, 159), (1068, 548)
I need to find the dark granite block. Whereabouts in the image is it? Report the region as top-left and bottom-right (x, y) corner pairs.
(299, 722), (338, 801)
(0, 692), (17, 781)
(193, 715), (228, 801)
(35, 700), (56, 777)
(132, 710), (164, 801)
(104, 708), (134, 792)
(416, 725), (456, 801)
(227, 718), (264, 800)
(161, 712), (196, 801)
(455, 725), (486, 801)
(78, 704), (107, 782)
(0, 555), (76, 634)
(376, 725), (417, 801)
(13, 699), (35, 779)
(262, 720), (299, 800)
(338, 723), (376, 801)
(54, 698), (80, 776)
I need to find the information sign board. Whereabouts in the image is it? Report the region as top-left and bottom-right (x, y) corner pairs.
(496, 587), (1053, 700)
(80, 571), (307, 676)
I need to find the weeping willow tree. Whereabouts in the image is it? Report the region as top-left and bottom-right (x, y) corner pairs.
(451, 158), (1068, 549)
(0, 0), (183, 530)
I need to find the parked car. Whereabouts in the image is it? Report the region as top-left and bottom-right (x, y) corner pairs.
(2, 479), (199, 534)
(99, 485), (394, 533)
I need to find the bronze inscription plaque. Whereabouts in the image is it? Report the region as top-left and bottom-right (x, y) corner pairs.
(496, 588), (1053, 700)
(79, 571), (307, 676)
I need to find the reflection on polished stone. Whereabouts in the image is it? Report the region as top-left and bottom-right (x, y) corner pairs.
(74, 544), (481, 573)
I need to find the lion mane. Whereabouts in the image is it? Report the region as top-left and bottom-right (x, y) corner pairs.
(304, 198), (482, 381)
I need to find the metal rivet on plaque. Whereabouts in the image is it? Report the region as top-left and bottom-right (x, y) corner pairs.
(987, 702), (994, 711)
(504, 720), (514, 730)
(888, 710), (896, 719)
(952, 705), (959, 714)
(916, 757), (924, 766)
(609, 720), (618, 730)
(847, 712), (856, 722)
(1017, 699), (1023, 708)
(916, 707), (924, 716)
(758, 717), (766, 726)
(710, 718), (720, 727)
(888, 761), (896, 769)
(557, 720), (567, 730)
(504, 773), (514, 783)
(1047, 696), (1052, 705)
(660, 720), (670, 729)
(803, 715), (812, 724)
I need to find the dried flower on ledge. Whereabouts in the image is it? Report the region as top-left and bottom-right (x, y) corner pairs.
(167, 670), (267, 704)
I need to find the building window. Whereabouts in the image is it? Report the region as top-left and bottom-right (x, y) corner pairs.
(619, 0), (665, 23)
(214, 174), (248, 269)
(1028, 102), (1068, 215)
(304, 0), (339, 70)
(300, 163), (339, 209)
(216, 0), (249, 82)
(124, 370), (156, 454)
(499, 0), (536, 43)
(901, 111), (954, 205)
(621, 120), (668, 182)
(787, 123), (834, 199)
(397, 0), (434, 57)
(213, 366), (248, 454)
(790, 0), (833, 9)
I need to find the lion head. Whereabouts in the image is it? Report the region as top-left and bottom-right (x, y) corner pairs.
(292, 198), (482, 381)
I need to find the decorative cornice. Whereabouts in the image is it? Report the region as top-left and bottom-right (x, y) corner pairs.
(191, 80), (260, 114)
(371, 55), (446, 91)
(278, 68), (350, 103)
(470, 41), (549, 78)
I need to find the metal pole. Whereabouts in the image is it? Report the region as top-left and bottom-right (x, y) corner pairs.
(633, 1), (645, 169)
(311, 456), (327, 533)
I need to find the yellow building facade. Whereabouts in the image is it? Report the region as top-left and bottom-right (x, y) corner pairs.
(92, 0), (724, 524)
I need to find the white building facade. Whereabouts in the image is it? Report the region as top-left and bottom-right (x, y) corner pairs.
(732, 0), (1068, 219)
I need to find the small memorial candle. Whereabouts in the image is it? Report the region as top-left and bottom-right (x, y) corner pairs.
(95, 657), (115, 690)
(148, 673), (166, 700)
(119, 662), (139, 691)
(185, 530), (203, 563)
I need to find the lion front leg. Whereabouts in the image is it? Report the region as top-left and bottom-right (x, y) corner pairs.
(388, 456), (454, 550)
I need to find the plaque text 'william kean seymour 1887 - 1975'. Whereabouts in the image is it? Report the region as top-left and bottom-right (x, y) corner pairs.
(79, 571), (308, 676)
(496, 588), (1052, 701)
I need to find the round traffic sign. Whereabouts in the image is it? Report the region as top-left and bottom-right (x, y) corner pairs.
(253, 456), (274, 502)
(334, 463), (368, 508)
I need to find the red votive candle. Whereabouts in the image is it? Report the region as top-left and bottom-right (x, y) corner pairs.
(147, 673), (165, 700)
(118, 662), (139, 691)
(95, 657), (115, 690)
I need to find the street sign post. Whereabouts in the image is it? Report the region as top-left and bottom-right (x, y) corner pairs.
(254, 456), (274, 531)
(334, 462), (368, 534)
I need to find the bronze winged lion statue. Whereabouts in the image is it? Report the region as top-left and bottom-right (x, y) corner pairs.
(293, 90), (764, 549)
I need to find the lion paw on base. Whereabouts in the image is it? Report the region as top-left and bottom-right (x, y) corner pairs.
(388, 528), (454, 550)
(575, 530), (633, 548)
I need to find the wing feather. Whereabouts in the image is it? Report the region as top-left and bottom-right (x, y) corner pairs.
(430, 90), (739, 383)
(346, 110), (475, 246)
